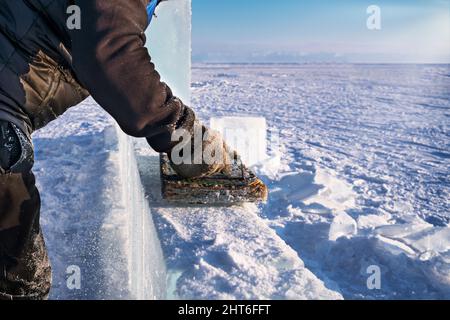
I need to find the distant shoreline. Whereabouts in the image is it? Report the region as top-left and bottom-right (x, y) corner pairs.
(192, 62), (450, 66)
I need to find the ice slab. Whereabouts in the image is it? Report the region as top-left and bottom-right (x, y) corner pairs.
(210, 116), (268, 167)
(376, 222), (450, 256)
(116, 130), (167, 299)
(146, 0), (191, 103)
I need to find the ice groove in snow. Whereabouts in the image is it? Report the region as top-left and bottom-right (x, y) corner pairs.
(133, 140), (342, 299)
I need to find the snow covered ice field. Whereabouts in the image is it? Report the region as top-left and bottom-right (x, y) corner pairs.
(191, 63), (450, 299)
(34, 63), (450, 299)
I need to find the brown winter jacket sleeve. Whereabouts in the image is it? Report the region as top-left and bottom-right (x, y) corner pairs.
(69, 0), (193, 152)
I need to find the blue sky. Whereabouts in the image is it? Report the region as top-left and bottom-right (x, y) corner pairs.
(191, 0), (450, 63)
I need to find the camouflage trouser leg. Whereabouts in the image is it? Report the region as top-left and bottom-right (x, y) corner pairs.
(0, 121), (51, 300)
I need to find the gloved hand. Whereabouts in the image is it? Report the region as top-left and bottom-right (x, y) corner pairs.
(147, 96), (238, 179)
(169, 123), (238, 179)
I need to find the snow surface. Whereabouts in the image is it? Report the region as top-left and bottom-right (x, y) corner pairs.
(133, 141), (341, 300)
(190, 63), (450, 299)
(34, 63), (450, 300)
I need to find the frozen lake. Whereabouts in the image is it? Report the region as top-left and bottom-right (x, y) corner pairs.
(192, 63), (450, 227)
(35, 63), (449, 299)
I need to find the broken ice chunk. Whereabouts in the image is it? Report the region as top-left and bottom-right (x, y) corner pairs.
(329, 212), (358, 241)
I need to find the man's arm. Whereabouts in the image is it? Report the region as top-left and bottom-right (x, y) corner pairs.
(69, 0), (192, 152)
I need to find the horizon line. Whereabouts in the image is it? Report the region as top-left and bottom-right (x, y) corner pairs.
(192, 61), (450, 65)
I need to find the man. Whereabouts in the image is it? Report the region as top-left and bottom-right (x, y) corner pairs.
(0, 0), (231, 300)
